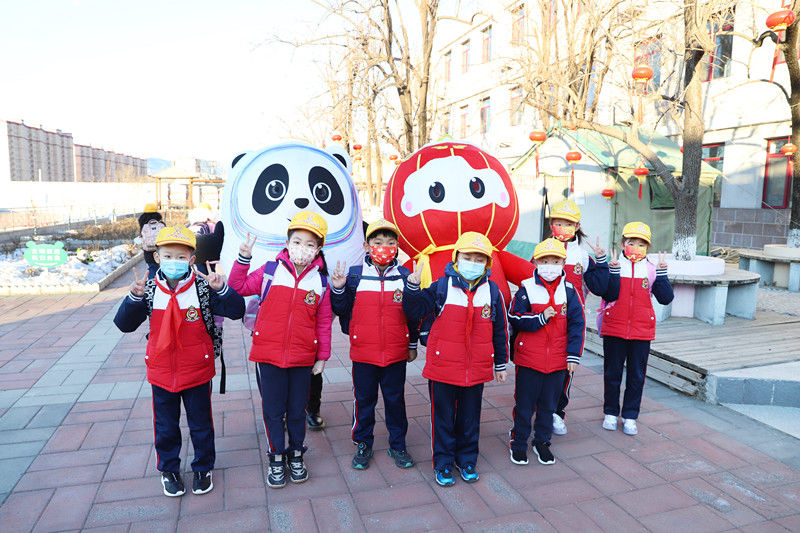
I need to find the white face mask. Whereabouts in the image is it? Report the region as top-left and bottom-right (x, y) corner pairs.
(288, 243), (317, 266)
(538, 264), (563, 282)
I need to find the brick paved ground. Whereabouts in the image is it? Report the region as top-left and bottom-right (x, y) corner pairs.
(1, 269), (800, 532)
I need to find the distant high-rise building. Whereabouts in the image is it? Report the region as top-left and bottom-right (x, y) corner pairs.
(0, 120), (75, 182)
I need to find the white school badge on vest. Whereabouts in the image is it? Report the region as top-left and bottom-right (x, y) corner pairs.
(185, 306), (200, 322)
(573, 263), (583, 275)
(641, 278), (649, 289)
(304, 290), (318, 305)
(481, 304), (491, 319)
(392, 289), (403, 303)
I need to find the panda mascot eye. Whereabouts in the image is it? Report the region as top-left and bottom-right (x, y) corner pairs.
(252, 164), (289, 215)
(428, 181), (445, 203)
(469, 177), (485, 199)
(308, 166), (345, 215)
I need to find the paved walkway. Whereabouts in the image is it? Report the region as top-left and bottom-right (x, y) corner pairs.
(1, 270), (800, 532)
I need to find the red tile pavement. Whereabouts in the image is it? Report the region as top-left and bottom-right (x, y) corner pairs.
(1, 270), (800, 532)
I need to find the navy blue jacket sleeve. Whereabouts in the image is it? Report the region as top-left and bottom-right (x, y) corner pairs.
(507, 286), (549, 333)
(565, 285), (586, 364)
(603, 263), (621, 302)
(113, 293), (148, 333)
(402, 278), (440, 322)
(652, 267), (674, 305)
(583, 254), (609, 297)
(209, 284), (246, 320)
(491, 282), (509, 372)
(330, 266), (359, 319)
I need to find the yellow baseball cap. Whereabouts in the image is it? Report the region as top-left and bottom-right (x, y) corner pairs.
(533, 238), (567, 259)
(155, 225), (197, 249)
(365, 218), (399, 240)
(550, 199), (581, 223)
(288, 210), (328, 243)
(143, 203), (158, 213)
(197, 202), (212, 210)
(622, 221), (652, 244)
(452, 231), (494, 267)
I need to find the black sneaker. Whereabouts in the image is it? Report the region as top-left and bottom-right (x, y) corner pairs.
(351, 442), (373, 470)
(287, 450), (308, 483)
(192, 471), (213, 495)
(267, 454), (286, 488)
(387, 448), (414, 469)
(533, 442), (556, 465)
(510, 448), (529, 465)
(160, 471), (185, 497)
(306, 412), (325, 430)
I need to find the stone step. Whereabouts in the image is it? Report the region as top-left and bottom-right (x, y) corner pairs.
(705, 361), (800, 407)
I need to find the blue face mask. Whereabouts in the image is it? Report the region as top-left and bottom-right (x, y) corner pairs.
(160, 259), (190, 279)
(457, 258), (485, 281)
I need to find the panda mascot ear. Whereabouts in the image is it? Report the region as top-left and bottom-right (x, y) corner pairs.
(325, 144), (352, 174)
(231, 152), (247, 169)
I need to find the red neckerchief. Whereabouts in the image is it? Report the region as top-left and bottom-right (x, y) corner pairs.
(152, 272), (195, 362)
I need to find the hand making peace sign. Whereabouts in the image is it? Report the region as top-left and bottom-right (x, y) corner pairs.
(657, 251), (668, 269)
(239, 232), (257, 258)
(608, 249), (620, 269)
(129, 267), (146, 297)
(195, 261), (226, 291)
(407, 261), (422, 285)
(586, 236), (606, 259)
(331, 261), (347, 289)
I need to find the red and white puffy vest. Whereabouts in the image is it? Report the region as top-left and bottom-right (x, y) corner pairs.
(514, 277), (571, 373)
(146, 274), (214, 392)
(350, 263), (410, 367)
(600, 257), (657, 341)
(250, 261), (326, 367)
(564, 240), (590, 300)
(423, 278), (495, 387)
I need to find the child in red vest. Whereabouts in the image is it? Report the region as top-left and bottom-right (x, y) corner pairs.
(404, 232), (509, 487)
(330, 219), (418, 471)
(509, 238), (585, 465)
(601, 222), (673, 435)
(114, 226), (245, 497)
(542, 199), (608, 436)
(228, 210), (332, 488)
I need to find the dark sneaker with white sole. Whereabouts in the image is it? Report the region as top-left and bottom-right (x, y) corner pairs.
(161, 471), (185, 497)
(533, 442), (556, 465)
(387, 448), (414, 468)
(352, 442), (373, 470)
(287, 450), (308, 483)
(192, 471), (213, 494)
(267, 454), (286, 488)
(510, 448), (529, 465)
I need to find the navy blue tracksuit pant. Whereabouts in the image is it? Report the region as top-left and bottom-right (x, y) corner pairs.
(603, 336), (650, 419)
(352, 360), (408, 450)
(428, 380), (483, 471)
(555, 371), (574, 420)
(152, 381), (214, 474)
(256, 362), (312, 455)
(510, 366), (565, 449)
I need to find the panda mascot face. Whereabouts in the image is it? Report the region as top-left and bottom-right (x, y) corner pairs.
(219, 142), (365, 274)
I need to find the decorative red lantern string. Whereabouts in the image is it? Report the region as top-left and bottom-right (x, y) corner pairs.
(331, 133), (342, 142)
(352, 143), (362, 151)
(529, 131), (547, 179)
(389, 154), (399, 161)
(633, 165), (649, 200)
(565, 151), (582, 193)
(767, 9), (797, 83)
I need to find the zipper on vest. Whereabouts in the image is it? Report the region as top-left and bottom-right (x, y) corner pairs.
(465, 289), (474, 387)
(379, 275), (385, 366)
(626, 273), (635, 339)
(283, 272), (300, 367)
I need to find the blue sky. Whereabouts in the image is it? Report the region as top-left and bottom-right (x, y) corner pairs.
(0, 0), (326, 163)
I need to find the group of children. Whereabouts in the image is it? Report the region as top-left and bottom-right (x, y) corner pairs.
(115, 200), (673, 496)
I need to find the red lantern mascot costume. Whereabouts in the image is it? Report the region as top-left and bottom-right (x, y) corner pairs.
(384, 140), (534, 303)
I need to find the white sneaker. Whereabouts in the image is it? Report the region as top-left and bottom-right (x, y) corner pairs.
(552, 414), (567, 435)
(622, 418), (638, 435)
(602, 415), (618, 431)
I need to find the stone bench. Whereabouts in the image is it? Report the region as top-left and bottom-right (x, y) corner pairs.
(738, 248), (800, 292)
(654, 266), (761, 326)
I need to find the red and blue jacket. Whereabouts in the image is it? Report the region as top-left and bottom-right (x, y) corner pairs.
(229, 249), (333, 367)
(508, 272), (585, 373)
(601, 256), (673, 341)
(330, 256), (419, 367)
(403, 263), (509, 387)
(113, 271), (245, 393)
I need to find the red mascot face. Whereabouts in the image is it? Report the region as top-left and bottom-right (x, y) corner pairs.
(383, 142), (519, 257)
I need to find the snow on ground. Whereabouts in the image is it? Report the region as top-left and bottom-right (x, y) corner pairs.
(0, 245), (135, 287)
(757, 286), (800, 316)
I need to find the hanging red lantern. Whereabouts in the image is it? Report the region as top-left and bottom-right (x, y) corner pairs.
(354, 155), (362, 161)
(680, 145), (684, 153)
(565, 151), (581, 193)
(331, 134), (342, 141)
(529, 130), (547, 143)
(394, 159), (401, 166)
(767, 9), (796, 32)
(781, 143), (797, 156)
(565, 151), (582, 163)
(352, 143), (362, 151)
(632, 65), (653, 85)
(601, 188), (615, 199)
(634, 166), (649, 200)
(389, 154), (399, 161)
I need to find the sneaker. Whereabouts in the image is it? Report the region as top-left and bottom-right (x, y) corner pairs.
(435, 466), (455, 487)
(351, 442), (373, 470)
(387, 448), (414, 469)
(287, 450), (308, 483)
(267, 454), (286, 488)
(622, 418), (638, 435)
(456, 463), (479, 483)
(602, 414), (618, 431)
(192, 471), (213, 495)
(510, 448), (529, 465)
(552, 413), (567, 435)
(306, 412), (325, 431)
(533, 442), (556, 465)
(160, 471), (185, 497)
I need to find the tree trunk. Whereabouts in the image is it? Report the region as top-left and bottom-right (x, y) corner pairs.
(785, 7), (800, 247)
(675, 1), (704, 261)
(365, 89), (378, 206)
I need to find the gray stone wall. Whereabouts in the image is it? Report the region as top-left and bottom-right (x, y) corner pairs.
(712, 208), (790, 249)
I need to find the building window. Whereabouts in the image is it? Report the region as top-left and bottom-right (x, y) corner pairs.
(480, 97), (491, 134)
(444, 51), (451, 82)
(635, 37), (662, 90)
(459, 106), (469, 138)
(462, 40), (470, 73)
(482, 26), (492, 62)
(511, 5), (525, 46)
(442, 112), (450, 136)
(701, 10), (734, 82)
(702, 143), (724, 207)
(510, 86), (523, 126)
(763, 137), (792, 208)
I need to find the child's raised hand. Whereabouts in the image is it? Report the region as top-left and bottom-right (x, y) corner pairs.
(129, 267), (146, 297)
(542, 306), (556, 320)
(331, 261), (347, 288)
(495, 370), (508, 383)
(407, 261), (422, 285)
(196, 262), (225, 291)
(657, 251), (668, 269)
(312, 360), (326, 375)
(239, 232), (257, 258)
(609, 249), (620, 269)
(587, 236), (606, 259)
